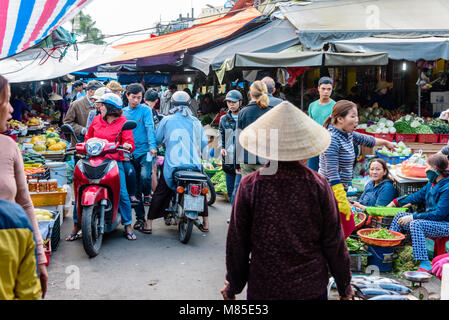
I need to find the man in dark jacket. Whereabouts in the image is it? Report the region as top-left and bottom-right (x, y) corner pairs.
(219, 90), (242, 204)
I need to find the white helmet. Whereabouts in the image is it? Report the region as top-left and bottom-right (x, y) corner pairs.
(171, 91), (191, 106)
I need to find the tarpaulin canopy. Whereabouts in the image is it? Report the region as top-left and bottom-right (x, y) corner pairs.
(112, 7), (262, 66)
(223, 51), (388, 69)
(280, 0), (449, 50)
(0, 0), (92, 59)
(0, 43), (123, 83)
(332, 36), (449, 61)
(183, 18), (299, 75)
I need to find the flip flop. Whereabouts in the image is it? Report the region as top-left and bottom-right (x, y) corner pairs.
(198, 224), (209, 233)
(66, 233), (81, 241)
(140, 228), (152, 234)
(133, 219), (145, 231)
(124, 232), (137, 241)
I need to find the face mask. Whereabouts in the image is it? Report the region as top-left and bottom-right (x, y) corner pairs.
(426, 169), (439, 183)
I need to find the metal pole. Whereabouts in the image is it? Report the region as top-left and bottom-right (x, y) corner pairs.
(418, 68), (422, 117)
(301, 74), (304, 110)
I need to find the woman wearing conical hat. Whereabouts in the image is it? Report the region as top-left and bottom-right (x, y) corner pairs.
(222, 101), (354, 300)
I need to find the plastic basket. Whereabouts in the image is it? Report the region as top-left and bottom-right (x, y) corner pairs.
(367, 215), (395, 229)
(365, 206), (409, 217)
(357, 228), (405, 247)
(354, 212), (367, 230)
(355, 129), (367, 134)
(375, 151), (411, 165)
(393, 180), (427, 197)
(350, 253), (371, 272)
(374, 133), (395, 141)
(30, 187), (67, 207)
(395, 133), (417, 143)
(417, 133), (439, 143)
(440, 134), (449, 144)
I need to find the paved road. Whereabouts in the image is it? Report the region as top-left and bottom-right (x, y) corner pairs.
(45, 195), (244, 300)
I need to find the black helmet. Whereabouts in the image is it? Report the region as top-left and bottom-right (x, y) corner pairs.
(144, 89), (159, 102)
(171, 91), (191, 106)
(225, 90), (243, 102)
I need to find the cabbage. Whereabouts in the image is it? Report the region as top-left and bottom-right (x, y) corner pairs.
(378, 118), (387, 124)
(386, 120), (394, 127)
(378, 122), (386, 128)
(410, 120), (420, 128)
(389, 127), (396, 133)
(405, 115), (412, 122)
(381, 128), (389, 134)
(376, 128), (383, 133)
(357, 124), (368, 129)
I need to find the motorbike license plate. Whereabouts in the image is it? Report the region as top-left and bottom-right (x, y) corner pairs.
(184, 194), (204, 212)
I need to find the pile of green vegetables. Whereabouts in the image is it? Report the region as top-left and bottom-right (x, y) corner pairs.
(427, 118), (449, 134)
(393, 246), (419, 274)
(378, 141), (411, 157)
(211, 171), (227, 193)
(394, 114), (433, 134)
(367, 228), (398, 239)
(346, 237), (367, 253)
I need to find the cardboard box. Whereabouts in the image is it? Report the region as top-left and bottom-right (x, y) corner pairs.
(431, 91), (449, 104)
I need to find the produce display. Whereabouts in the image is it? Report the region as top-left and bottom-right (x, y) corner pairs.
(211, 170), (227, 193)
(28, 131), (67, 152)
(34, 208), (54, 221)
(367, 228), (399, 240)
(8, 119), (27, 130)
(360, 117), (396, 134)
(427, 118), (449, 134)
(394, 114), (433, 134)
(393, 246), (419, 273)
(26, 117), (42, 127)
(378, 141), (411, 157)
(346, 237), (366, 253)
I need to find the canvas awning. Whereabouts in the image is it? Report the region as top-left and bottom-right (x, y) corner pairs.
(0, 44), (123, 83)
(111, 7), (262, 65)
(222, 51), (388, 69)
(0, 0), (92, 59)
(183, 18), (299, 75)
(280, 0), (449, 50)
(332, 36), (449, 61)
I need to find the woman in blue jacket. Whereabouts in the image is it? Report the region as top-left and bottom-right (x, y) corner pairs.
(353, 158), (397, 211)
(388, 153), (449, 272)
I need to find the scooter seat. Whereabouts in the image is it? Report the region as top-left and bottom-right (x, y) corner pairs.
(174, 170), (208, 181)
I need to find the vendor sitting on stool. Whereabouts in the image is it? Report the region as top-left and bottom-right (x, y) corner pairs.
(352, 158), (397, 211)
(387, 153), (449, 273)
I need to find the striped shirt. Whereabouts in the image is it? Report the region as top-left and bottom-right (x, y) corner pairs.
(319, 125), (376, 188)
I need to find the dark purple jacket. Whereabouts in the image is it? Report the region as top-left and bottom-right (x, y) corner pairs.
(225, 161), (352, 300)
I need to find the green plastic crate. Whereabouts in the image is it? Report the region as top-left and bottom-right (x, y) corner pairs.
(365, 206), (409, 217)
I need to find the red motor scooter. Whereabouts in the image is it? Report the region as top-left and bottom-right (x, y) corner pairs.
(61, 121), (136, 257)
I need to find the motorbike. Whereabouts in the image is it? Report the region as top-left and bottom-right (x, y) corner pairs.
(61, 121), (137, 257)
(163, 167), (211, 244)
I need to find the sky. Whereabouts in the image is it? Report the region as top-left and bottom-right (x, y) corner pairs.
(64, 0), (231, 45)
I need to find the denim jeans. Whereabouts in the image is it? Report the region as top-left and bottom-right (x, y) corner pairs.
(122, 160), (137, 197)
(230, 174), (241, 205)
(225, 173), (236, 201)
(131, 153), (154, 220)
(72, 161), (133, 227)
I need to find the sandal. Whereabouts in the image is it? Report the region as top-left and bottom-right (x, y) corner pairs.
(123, 232), (137, 241)
(66, 233), (81, 241)
(143, 196), (151, 206)
(133, 219), (145, 231)
(141, 228), (152, 234)
(198, 224), (209, 233)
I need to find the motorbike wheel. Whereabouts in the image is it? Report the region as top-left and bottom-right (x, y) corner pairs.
(81, 205), (103, 258)
(178, 217), (194, 244)
(206, 175), (216, 206)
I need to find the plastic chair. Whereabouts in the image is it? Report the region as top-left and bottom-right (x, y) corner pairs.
(429, 237), (449, 257)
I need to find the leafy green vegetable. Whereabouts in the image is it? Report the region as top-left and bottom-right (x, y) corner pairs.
(394, 121), (414, 133)
(393, 246), (419, 274)
(211, 171), (226, 184)
(367, 228), (398, 239)
(415, 125), (433, 134)
(346, 237), (367, 253)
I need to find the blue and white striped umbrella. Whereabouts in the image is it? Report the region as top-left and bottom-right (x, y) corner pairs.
(0, 0), (92, 59)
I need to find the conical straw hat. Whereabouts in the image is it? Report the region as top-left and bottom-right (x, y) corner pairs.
(239, 101), (331, 161)
(48, 93), (62, 101)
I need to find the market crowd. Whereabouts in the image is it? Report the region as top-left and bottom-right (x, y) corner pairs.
(2, 73), (449, 301)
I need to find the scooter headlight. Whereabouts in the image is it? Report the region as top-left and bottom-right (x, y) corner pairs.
(86, 139), (106, 157)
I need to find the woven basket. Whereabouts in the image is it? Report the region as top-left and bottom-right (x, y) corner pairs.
(357, 228), (405, 247)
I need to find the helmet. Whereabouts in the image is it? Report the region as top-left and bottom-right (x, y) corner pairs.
(171, 91), (191, 106)
(96, 93), (123, 109)
(225, 90), (243, 102)
(92, 87), (112, 100)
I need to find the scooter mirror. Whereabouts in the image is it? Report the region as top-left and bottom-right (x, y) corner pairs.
(115, 120), (137, 143)
(60, 124), (79, 143)
(122, 120), (137, 131)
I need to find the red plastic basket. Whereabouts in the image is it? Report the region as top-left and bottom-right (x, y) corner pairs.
(357, 228), (405, 247)
(395, 133), (417, 143)
(374, 133), (395, 141)
(440, 134), (449, 144)
(355, 129), (367, 134)
(417, 133), (439, 143)
(354, 212), (367, 230)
